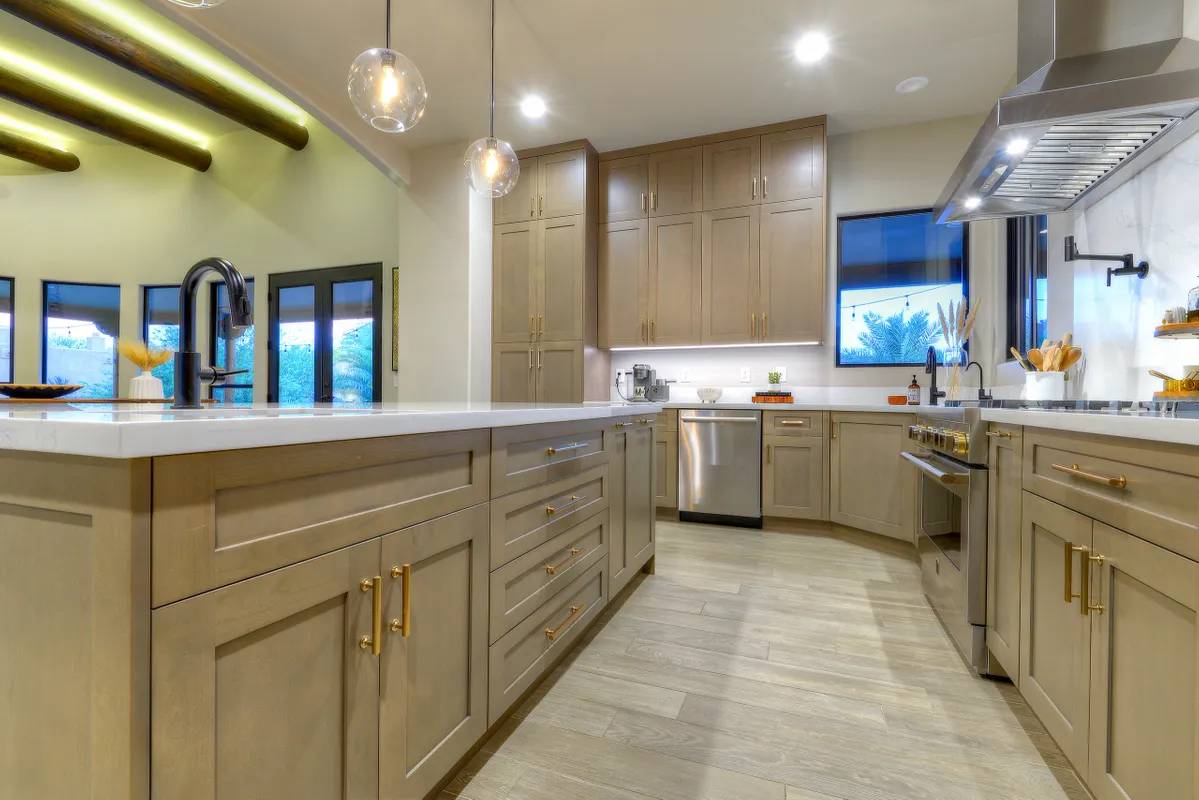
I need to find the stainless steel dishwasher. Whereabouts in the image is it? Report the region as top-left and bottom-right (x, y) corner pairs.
(678, 408), (762, 527)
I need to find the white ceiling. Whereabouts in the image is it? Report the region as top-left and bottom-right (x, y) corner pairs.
(75, 1), (1016, 181)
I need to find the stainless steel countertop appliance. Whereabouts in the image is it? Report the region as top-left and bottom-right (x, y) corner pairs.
(619, 364), (671, 403)
(902, 406), (992, 673)
(678, 408), (761, 527)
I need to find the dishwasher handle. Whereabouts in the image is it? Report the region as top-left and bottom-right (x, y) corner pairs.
(680, 416), (759, 424)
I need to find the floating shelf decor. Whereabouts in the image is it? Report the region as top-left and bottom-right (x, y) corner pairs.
(1153, 322), (1199, 339)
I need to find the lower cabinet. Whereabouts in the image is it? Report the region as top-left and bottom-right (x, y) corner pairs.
(653, 428), (678, 508)
(985, 424), (1023, 678)
(151, 506), (490, 800)
(1020, 490), (1199, 798)
(828, 412), (915, 541)
(492, 343), (534, 402)
(762, 434), (826, 519)
(610, 418), (656, 596)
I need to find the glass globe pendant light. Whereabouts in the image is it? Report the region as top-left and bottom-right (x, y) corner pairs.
(464, 0), (519, 197)
(347, 0), (427, 134)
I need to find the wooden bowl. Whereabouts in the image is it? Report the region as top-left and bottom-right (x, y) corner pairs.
(0, 383), (83, 399)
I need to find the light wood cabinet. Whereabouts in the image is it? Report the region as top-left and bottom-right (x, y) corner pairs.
(758, 198), (823, 344)
(828, 412), (915, 541)
(701, 205), (759, 344)
(763, 435), (826, 520)
(1087, 522), (1199, 800)
(379, 506), (489, 800)
(648, 213), (702, 346)
(703, 135), (760, 210)
(538, 215), (586, 342)
(760, 127), (824, 202)
(600, 155), (649, 223)
(494, 160), (540, 224)
(1018, 491), (1093, 773)
(492, 342), (534, 402)
(536, 340), (584, 403)
(648, 146), (703, 217)
(152, 540), (381, 800)
(599, 218), (649, 348)
(610, 418), (656, 596)
(495, 149), (585, 223)
(985, 424), (1023, 679)
(492, 220), (538, 343)
(654, 428), (678, 508)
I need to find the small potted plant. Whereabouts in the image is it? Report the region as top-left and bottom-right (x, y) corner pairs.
(767, 370), (782, 386)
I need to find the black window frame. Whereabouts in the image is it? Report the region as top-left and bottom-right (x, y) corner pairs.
(267, 263), (383, 404)
(209, 277), (256, 399)
(41, 279), (121, 390)
(1006, 214), (1049, 358)
(0, 275), (13, 384)
(141, 284), (180, 344)
(834, 207), (971, 368)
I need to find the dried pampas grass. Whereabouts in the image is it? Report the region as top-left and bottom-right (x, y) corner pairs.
(118, 339), (172, 371)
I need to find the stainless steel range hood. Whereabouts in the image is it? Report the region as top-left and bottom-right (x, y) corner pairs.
(935, 0), (1199, 223)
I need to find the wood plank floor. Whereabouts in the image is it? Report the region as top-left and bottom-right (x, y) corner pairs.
(442, 520), (1091, 800)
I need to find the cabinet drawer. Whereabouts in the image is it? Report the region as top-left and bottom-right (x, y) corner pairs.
(488, 559), (607, 724)
(764, 410), (824, 437)
(152, 429), (490, 607)
(1023, 429), (1199, 560)
(491, 419), (608, 497)
(490, 465), (608, 568)
(489, 508), (608, 642)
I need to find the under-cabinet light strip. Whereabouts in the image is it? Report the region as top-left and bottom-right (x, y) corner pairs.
(0, 45), (210, 147)
(0, 110), (71, 151)
(609, 342), (821, 352)
(73, 0), (307, 126)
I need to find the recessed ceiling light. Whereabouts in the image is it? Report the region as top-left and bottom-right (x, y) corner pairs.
(1005, 137), (1030, 156)
(520, 95), (547, 119)
(794, 32), (830, 64)
(895, 76), (929, 94)
(963, 196), (982, 210)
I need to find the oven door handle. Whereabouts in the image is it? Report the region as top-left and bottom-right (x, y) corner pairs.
(901, 451), (969, 485)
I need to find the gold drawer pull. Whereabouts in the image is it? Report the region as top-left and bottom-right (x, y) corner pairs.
(546, 441), (589, 457)
(545, 547), (582, 575)
(359, 576), (382, 656)
(1051, 462), (1128, 489)
(636, 417), (654, 425)
(777, 419), (807, 427)
(613, 421), (633, 428)
(545, 604), (583, 641)
(1063, 542), (1086, 604)
(388, 563), (411, 637)
(546, 494), (582, 516)
(1085, 552), (1106, 615)
(985, 430), (1011, 439)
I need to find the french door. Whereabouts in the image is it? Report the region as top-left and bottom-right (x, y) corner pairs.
(268, 263), (382, 404)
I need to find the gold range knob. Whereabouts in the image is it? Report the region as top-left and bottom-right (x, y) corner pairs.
(952, 432), (970, 456)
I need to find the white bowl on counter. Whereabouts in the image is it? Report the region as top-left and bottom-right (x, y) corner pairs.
(696, 387), (723, 403)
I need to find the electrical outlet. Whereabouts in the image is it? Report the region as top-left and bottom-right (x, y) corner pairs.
(740, 367), (752, 383)
(774, 367), (788, 382)
(680, 368), (692, 383)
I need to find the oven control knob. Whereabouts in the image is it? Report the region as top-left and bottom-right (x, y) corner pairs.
(952, 432), (969, 456)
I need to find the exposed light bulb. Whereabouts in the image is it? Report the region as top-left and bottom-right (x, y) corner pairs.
(348, 47), (426, 134)
(484, 148), (500, 179)
(1005, 137), (1030, 156)
(379, 63), (400, 105)
(794, 32), (830, 64)
(465, 136), (519, 197)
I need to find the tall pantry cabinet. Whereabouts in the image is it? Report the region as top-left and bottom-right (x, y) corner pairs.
(598, 117), (826, 348)
(492, 142), (609, 402)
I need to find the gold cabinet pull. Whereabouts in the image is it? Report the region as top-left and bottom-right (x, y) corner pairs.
(359, 576), (382, 656)
(1084, 552), (1106, 615)
(538, 194), (544, 216)
(546, 494), (582, 516)
(649, 319), (655, 342)
(1051, 462), (1127, 489)
(530, 195), (535, 217)
(545, 547), (582, 575)
(538, 315), (544, 336)
(1063, 542), (1087, 605)
(536, 347), (542, 370)
(650, 191), (656, 210)
(613, 421), (633, 429)
(640, 192), (646, 211)
(985, 430), (1012, 439)
(388, 564), (412, 637)
(777, 418), (807, 427)
(636, 417), (654, 425)
(529, 315), (534, 337)
(640, 320), (647, 343)
(546, 441), (588, 457)
(545, 604), (583, 641)
(751, 313), (757, 339)
(762, 313), (768, 338)
(762, 175), (768, 199)
(751, 177), (758, 199)
(766, 443), (773, 464)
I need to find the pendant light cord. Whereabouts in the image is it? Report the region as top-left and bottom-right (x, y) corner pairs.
(489, 0), (496, 138)
(385, 0), (392, 50)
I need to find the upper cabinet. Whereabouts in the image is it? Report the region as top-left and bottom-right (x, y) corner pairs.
(495, 148), (587, 224)
(596, 119), (827, 349)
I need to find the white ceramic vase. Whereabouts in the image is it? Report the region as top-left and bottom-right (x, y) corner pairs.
(129, 370), (165, 400)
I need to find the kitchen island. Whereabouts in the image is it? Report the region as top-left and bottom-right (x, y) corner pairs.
(0, 402), (659, 800)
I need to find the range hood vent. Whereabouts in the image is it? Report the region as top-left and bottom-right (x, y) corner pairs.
(936, 0), (1199, 223)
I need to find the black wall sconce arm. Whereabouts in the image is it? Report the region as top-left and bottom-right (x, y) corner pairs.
(1064, 235), (1149, 287)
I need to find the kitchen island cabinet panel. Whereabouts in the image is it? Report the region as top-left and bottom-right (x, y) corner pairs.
(654, 428), (678, 509)
(986, 424), (1023, 679)
(610, 418), (655, 595)
(829, 412), (915, 541)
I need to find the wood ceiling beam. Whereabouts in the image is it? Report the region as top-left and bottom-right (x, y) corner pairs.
(0, 64), (211, 170)
(0, 127), (79, 171)
(2, 0), (309, 151)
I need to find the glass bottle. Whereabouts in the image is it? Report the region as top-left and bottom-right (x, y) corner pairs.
(907, 375), (921, 405)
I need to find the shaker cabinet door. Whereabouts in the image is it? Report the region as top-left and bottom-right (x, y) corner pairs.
(599, 219), (650, 348)
(653, 428), (678, 508)
(612, 423), (654, 596)
(601, 156), (649, 223)
(493, 221), (537, 343)
(758, 198), (823, 344)
(985, 425), (1023, 679)
(760, 126), (824, 202)
(763, 435), (826, 520)
(538, 150), (586, 220)
(537, 215), (585, 342)
(536, 340), (584, 403)
(647, 213), (702, 346)
(379, 506), (489, 800)
(494, 160), (539, 224)
(828, 413), (915, 540)
(1087, 522), (1199, 800)
(1018, 491), (1092, 774)
(647, 146), (703, 217)
(492, 343), (535, 402)
(701, 205), (759, 344)
(152, 541), (381, 800)
(703, 135), (760, 210)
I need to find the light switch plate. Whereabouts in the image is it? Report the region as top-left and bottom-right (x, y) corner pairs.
(740, 367), (752, 383)
(680, 368), (692, 383)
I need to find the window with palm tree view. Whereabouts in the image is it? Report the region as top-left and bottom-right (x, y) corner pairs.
(836, 209), (968, 366)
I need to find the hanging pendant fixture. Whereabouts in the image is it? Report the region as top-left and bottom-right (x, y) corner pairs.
(464, 0), (519, 197)
(347, 0), (427, 134)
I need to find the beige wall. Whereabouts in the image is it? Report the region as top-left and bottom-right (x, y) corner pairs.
(0, 118), (400, 400)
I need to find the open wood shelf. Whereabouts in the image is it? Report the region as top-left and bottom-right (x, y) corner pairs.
(1154, 322), (1199, 339)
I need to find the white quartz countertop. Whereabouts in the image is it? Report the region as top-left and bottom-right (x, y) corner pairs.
(664, 401), (925, 413)
(0, 402), (661, 459)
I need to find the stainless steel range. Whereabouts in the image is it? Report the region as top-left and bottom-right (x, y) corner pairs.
(902, 406), (991, 673)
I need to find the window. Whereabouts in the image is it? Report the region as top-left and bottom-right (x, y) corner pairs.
(836, 209), (969, 367)
(142, 285), (179, 398)
(0, 277), (12, 383)
(210, 279), (255, 404)
(43, 281), (120, 398)
(1006, 214), (1048, 357)
(268, 264), (381, 405)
